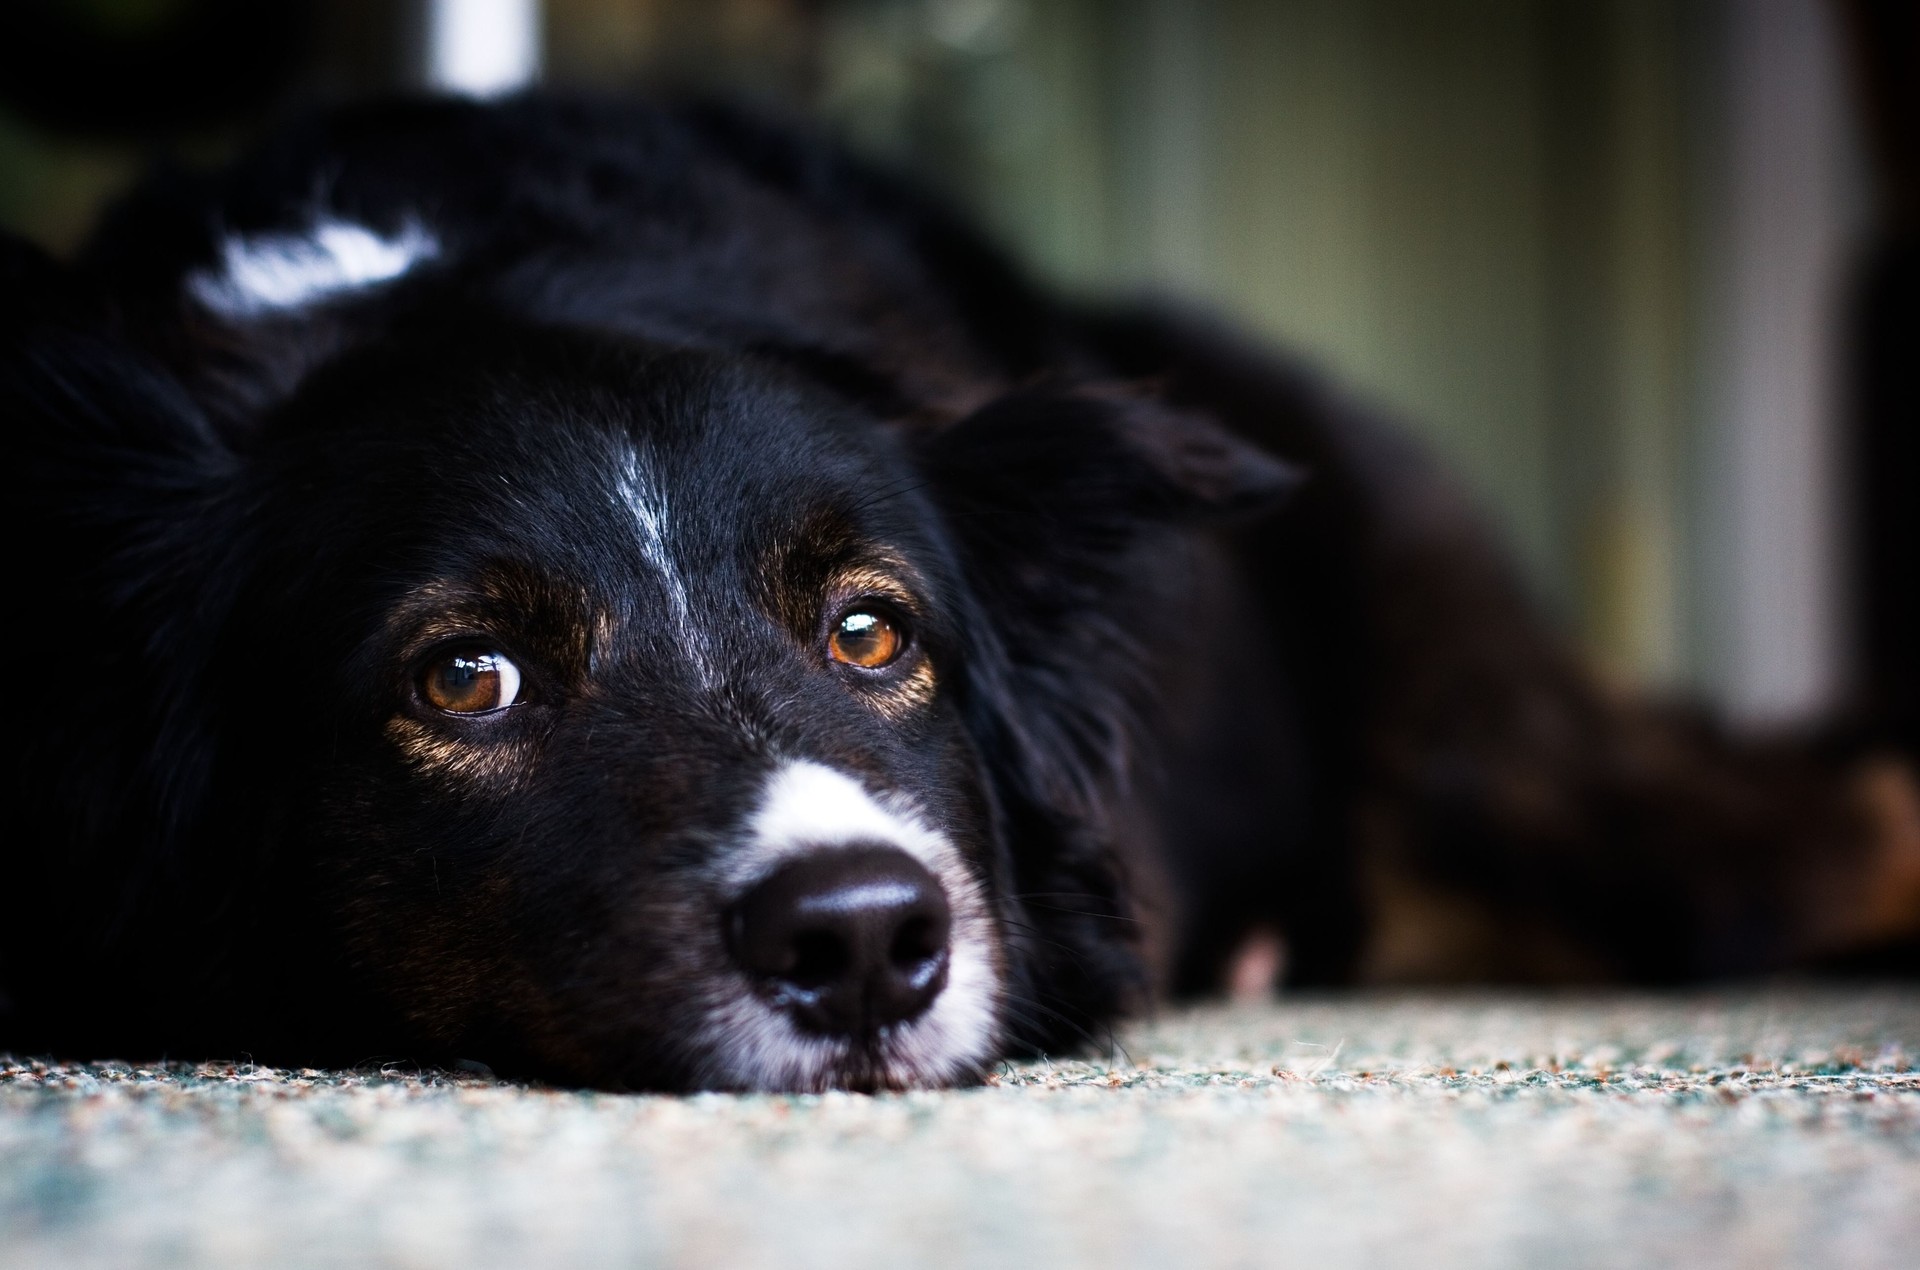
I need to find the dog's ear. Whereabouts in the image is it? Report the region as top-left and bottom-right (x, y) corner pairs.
(80, 178), (447, 428)
(5, 234), (235, 590)
(4, 231), (237, 978)
(919, 384), (1299, 1047)
(5, 228), (236, 686)
(922, 383), (1299, 808)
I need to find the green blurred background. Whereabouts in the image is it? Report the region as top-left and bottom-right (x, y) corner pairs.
(4, 0), (1912, 734)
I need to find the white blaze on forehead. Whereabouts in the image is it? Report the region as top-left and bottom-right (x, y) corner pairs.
(616, 448), (715, 687)
(187, 218), (439, 317)
(749, 760), (948, 868)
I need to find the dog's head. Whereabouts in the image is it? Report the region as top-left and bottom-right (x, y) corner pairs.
(4, 100), (1294, 1090)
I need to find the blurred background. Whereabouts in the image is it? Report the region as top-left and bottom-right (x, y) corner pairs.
(2, 0), (1912, 739)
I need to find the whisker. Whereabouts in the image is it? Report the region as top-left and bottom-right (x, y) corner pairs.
(845, 477), (933, 517)
(1009, 895), (1148, 926)
(999, 917), (1102, 970)
(996, 987), (1132, 1067)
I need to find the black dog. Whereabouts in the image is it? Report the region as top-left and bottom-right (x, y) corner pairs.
(5, 97), (1914, 1091)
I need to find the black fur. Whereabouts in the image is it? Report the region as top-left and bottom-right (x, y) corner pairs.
(4, 96), (1910, 1089)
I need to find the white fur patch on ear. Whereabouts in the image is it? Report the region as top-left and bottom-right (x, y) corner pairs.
(187, 218), (439, 318)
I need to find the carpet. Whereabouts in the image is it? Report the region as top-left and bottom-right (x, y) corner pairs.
(4, 988), (1917, 1268)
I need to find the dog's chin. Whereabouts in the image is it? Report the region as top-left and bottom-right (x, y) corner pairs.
(693, 1014), (995, 1093)
(688, 961), (1002, 1093)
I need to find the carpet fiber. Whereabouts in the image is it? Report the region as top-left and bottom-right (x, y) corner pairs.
(4, 989), (1918, 1268)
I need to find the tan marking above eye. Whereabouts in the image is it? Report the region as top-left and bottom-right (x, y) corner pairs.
(828, 610), (904, 669)
(421, 650), (522, 714)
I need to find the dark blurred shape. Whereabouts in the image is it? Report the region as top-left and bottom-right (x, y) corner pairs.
(1838, 0), (1919, 752)
(0, 0), (314, 139)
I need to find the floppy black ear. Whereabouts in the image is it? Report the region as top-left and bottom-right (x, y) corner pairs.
(923, 383), (1298, 803)
(4, 232), (239, 1024)
(5, 231), (236, 704)
(919, 384), (1298, 1047)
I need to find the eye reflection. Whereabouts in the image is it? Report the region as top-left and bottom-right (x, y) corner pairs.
(828, 610), (904, 670)
(421, 650), (522, 714)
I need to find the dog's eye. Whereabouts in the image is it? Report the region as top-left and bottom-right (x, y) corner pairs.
(828, 610), (904, 670)
(420, 650), (522, 714)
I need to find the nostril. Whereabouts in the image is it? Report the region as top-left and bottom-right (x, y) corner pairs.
(890, 915), (937, 967)
(788, 929), (851, 990)
(728, 844), (953, 1037)
(888, 910), (949, 982)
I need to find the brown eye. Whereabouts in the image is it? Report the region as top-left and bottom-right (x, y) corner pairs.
(421, 650), (522, 714)
(828, 610), (904, 669)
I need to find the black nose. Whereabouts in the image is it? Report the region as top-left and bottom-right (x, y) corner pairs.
(728, 846), (952, 1038)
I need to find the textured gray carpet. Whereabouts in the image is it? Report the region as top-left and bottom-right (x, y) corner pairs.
(4, 989), (1918, 1269)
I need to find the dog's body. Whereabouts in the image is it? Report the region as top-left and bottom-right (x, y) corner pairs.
(5, 97), (1915, 1090)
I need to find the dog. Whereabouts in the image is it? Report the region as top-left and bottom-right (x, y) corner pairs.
(5, 96), (1916, 1092)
